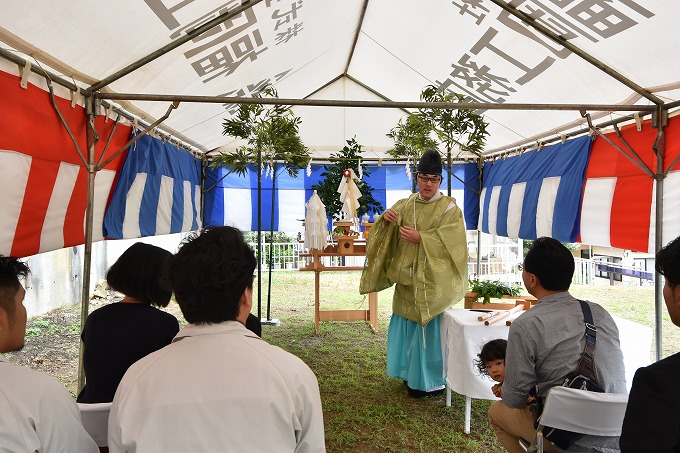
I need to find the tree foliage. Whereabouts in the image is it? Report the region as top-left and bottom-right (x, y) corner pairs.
(211, 85), (310, 177)
(418, 84), (489, 157)
(385, 85), (489, 196)
(311, 137), (384, 221)
(386, 113), (438, 169)
(523, 239), (581, 255)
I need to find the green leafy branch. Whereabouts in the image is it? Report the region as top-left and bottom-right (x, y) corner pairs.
(211, 85), (310, 177)
(468, 278), (521, 304)
(418, 84), (489, 158)
(386, 113), (438, 170)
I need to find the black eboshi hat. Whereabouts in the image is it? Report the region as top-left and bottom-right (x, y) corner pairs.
(416, 150), (442, 175)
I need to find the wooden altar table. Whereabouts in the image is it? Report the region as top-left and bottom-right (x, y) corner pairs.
(299, 243), (378, 335)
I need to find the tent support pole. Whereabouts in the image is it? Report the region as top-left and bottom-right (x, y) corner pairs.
(257, 150), (262, 321)
(476, 230), (482, 279)
(344, 0), (369, 75)
(653, 109), (667, 361)
(583, 113), (655, 178)
(96, 115), (121, 168)
(447, 149), (452, 197)
(267, 163), (276, 322)
(200, 158), (207, 230)
(98, 92), (655, 113)
(77, 97), (98, 393)
(96, 101), (179, 170)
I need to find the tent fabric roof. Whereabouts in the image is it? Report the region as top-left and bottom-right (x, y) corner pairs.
(1, 0), (679, 159)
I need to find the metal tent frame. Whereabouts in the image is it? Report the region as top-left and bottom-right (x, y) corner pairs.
(0, 1), (674, 391)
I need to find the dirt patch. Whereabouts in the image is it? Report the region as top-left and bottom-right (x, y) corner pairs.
(5, 285), (185, 397)
(7, 304), (87, 396)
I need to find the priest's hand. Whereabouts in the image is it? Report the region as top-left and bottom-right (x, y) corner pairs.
(399, 226), (421, 243)
(383, 208), (399, 223)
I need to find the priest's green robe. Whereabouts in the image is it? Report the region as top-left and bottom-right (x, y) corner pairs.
(360, 192), (468, 391)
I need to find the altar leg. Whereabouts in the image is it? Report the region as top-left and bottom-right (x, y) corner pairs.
(314, 271), (320, 335)
(368, 292), (378, 333)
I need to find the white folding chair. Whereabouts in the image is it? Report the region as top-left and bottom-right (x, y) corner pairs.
(78, 402), (112, 448)
(520, 386), (628, 453)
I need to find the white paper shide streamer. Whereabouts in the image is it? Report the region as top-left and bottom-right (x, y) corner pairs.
(304, 190), (329, 251)
(337, 169), (362, 228)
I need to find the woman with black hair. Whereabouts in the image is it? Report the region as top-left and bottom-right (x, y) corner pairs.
(77, 242), (179, 403)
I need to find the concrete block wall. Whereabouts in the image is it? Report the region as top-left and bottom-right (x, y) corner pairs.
(22, 233), (187, 319)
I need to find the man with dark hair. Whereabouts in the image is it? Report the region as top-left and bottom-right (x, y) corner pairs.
(620, 235), (680, 452)
(488, 237), (626, 452)
(361, 150), (468, 397)
(108, 227), (325, 452)
(0, 255), (98, 452)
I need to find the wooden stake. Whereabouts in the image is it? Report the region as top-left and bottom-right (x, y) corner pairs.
(485, 305), (524, 326)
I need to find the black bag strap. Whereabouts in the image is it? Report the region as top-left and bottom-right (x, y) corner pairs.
(575, 299), (599, 382)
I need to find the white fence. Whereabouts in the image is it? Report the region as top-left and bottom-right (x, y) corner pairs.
(248, 241), (305, 270)
(468, 237), (523, 282)
(574, 258), (597, 285)
(243, 240), (656, 286)
(253, 239), (525, 277)
(247, 241), (369, 270)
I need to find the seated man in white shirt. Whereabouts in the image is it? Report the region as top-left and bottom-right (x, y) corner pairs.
(108, 226), (326, 453)
(0, 255), (98, 452)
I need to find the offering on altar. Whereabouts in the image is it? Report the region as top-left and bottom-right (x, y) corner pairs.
(304, 190), (329, 251)
(337, 168), (362, 229)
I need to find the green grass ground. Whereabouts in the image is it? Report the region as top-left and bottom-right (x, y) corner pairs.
(255, 272), (671, 452)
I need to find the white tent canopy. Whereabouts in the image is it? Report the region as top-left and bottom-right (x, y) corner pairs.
(2, 0), (679, 159)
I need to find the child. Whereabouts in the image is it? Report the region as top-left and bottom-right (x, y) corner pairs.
(474, 339), (507, 397)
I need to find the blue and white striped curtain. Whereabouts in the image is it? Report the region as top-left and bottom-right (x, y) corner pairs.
(476, 136), (592, 242)
(204, 162), (479, 232)
(103, 133), (202, 239)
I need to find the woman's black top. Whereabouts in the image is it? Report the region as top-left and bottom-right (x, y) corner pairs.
(77, 303), (179, 403)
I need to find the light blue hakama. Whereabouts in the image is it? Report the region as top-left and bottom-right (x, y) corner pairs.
(386, 313), (445, 392)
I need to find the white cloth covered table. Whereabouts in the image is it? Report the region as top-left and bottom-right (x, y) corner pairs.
(440, 309), (652, 434)
(613, 315), (653, 392)
(440, 308), (522, 433)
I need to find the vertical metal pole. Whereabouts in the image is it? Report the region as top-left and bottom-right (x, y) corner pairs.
(412, 160), (417, 193)
(589, 245), (593, 285)
(257, 151), (262, 320)
(476, 157), (482, 277)
(200, 158), (207, 230)
(267, 163), (276, 321)
(476, 230), (482, 276)
(447, 149), (452, 197)
(77, 97), (98, 393)
(653, 115), (666, 362)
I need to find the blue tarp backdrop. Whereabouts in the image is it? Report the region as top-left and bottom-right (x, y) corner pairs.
(204, 162), (479, 233)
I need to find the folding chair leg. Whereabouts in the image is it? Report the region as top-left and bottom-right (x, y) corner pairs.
(521, 425), (544, 453)
(536, 431), (543, 453)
